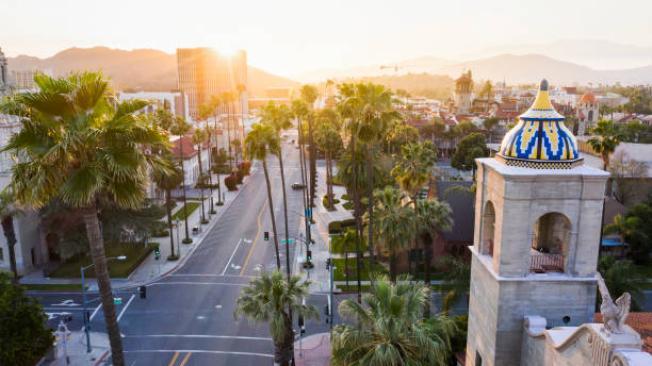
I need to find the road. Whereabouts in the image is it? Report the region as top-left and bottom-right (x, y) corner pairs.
(39, 140), (331, 366)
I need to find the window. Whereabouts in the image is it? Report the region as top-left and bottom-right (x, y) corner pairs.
(481, 201), (495, 257)
(530, 213), (571, 273)
(0, 247), (4, 261)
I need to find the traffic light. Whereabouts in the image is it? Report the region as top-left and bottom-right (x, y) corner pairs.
(306, 250), (312, 262)
(139, 285), (147, 299)
(154, 247), (161, 260)
(298, 315), (305, 334)
(264, 231), (269, 241)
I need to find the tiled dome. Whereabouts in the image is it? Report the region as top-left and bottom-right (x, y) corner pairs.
(497, 79), (583, 169)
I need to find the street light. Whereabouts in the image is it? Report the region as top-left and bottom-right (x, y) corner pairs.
(81, 255), (127, 353)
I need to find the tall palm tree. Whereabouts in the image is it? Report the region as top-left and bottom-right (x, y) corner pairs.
(604, 214), (642, 243)
(291, 99), (312, 258)
(245, 123), (282, 270)
(192, 128), (208, 224)
(314, 122), (342, 209)
(0, 188), (19, 282)
(300, 85), (319, 209)
(235, 271), (319, 366)
(415, 199), (453, 316)
(260, 102), (293, 278)
(371, 187), (414, 281)
(392, 141), (436, 275)
(221, 91), (235, 169)
(339, 228), (360, 287)
(236, 83), (247, 141)
(170, 116), (193, 244)
(332, 275), (456, 366)
(588, 119), (623, 171)
(198, 104), (216, 213)
(1, 72), (170, 366)
(152, 161), (183, 259)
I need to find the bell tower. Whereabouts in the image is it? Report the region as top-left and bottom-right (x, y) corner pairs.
(465, 80), (609, 366)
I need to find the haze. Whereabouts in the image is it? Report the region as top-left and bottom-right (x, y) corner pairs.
(3, 0), (652, 77)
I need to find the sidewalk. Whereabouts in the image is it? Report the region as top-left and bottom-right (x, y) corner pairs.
(293, 163), (352, 294)
(43, 330), (110, 366)
(21, 168), (257, 290)
(295, 332), (331, 366)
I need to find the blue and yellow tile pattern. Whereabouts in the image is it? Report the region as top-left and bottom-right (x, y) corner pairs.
(498, 79), (582, 169)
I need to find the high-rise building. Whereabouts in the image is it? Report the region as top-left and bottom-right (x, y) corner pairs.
(176, 48), (248, 121)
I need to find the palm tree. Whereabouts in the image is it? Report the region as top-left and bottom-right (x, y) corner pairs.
(332, 275), (457, 366)
(235, 271), (318, 366)
(153, 161), (183, 259)
(170, 116), (193, 244)
(260, 102), (294, 278)
(372, 186), (414, 281)
(0, 72), (170, 366)
(314, 122), (342, 209)
(245, 123), (282, 270)
(236, 83), (247, 141)
(588, 119), (623, 171)
(604, 214), (642, 244)
(192, 128), (208, 223)
(198, 104), (217, 213)
(415, 199), (453, 317)
(232, 138), (242, 165)
(0, 188), (19, 282)
(300, 85), (319, 209)
(439, 256), (471, 315)
(221, 91), (235, 169)
(339, 228), (360, 287)
(598, 255), (643, 310)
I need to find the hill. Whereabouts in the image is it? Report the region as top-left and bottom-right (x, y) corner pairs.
(348, 73), (454, 99)
(7, 47), (298, 96)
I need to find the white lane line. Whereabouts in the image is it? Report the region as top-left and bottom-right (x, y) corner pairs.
(122, 350), (273, 358)
(89, 303), (102, 321)
(149, 282), (248, 287)
(117, 294), (136, 322)
(221, 238), (244, 275)
(123, 334), (272, 341)
(171, 273), (255, 278)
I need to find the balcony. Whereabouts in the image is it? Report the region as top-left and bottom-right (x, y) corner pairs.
(530, 250), (564, 273)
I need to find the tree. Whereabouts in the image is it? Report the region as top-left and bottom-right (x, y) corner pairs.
(415, 199), (453, 316)
(0, 189), (19, 282)
(0, 274), (54, 366)
(232, 138), (242, 165)
(300, 84), (319, 210)
(588, 120), (622, 171)
(598, 256), (643, 310)
(451, 132), (489, 173)
(438, 256), (471, 315)
(616, 195), (652, 264)
(245, 123), (282, 270)
(260, 102), (293, 278)
(332, 275), (457, 366)
(339, 228), (360, 287)
(314, 121), (343, 209)
(235, 271), (318, 366)
(392, 141), (436, 201)
(192, 128), (208, 224)
(153, 161), (183, 259)
(0, 72), (170, 365)
(371, 186), (414, 281)
(386, 121), (419, 154)
(608, 151), (649, 205)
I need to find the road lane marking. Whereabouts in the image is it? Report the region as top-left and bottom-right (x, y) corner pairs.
(123, 334), (272, 341)
(240, 200), (266, 275)
(123, 350), (273, 358)
(117, 294), (135, 322)
(149, 282), (248, 287)
(179, 352), (192, 366)
(89, 303), (102, 321)
(170, 273), (255, 278)
(221, 238), (243, 275)
(167, 351), (180, 366)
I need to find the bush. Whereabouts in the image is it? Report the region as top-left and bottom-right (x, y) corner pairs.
(224, 174), (238, 191)
(328, 218), (356, 234)
(341, 193), (351, 201)
(238, 161), (252, 175)
(212, 164), (232, 175)
(342, 201), (354, 210)
(235, 169), (245, 184)
(152, 229), (170, 238)
(322, 195), (340, 208)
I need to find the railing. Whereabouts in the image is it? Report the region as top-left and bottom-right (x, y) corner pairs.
(530, 252), (564, 273)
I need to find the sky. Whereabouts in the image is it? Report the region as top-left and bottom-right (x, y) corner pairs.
(3, 0), (652, 77)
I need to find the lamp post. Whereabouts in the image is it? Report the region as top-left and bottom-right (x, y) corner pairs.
(81, 255), (127, 353)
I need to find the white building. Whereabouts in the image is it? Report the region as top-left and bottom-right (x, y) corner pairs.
(118, 91), (189, 122)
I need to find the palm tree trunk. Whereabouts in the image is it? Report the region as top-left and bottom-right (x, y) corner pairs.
(213, 114), (223, 204)
(226, 104), (233, 170)
(325, 151), (332, 208)
(1, 215), (18, 282)
(277, 150), (291, 279)
(390, 249), (397, 283)
(273, 313), (294, 366)
(366, 149), (375, 268)
(81, 205), (124, 366)
(423, 234), (433, 318)
(179, 138), (191, 243)
(197, 145), (206, 222)
(262, 159), (281, 270)
(165, 189), (175, 257)
(205, 121), (215, 212)
(351, 137), (363, 304)
(344, 250), (349, 287)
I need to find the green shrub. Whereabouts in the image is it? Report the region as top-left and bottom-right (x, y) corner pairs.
(235, 169), (245, 184)
(341, 193), (351, 201)
(152, 229), (170, 238)
(238, 161), (252, 175)
(342, 201), (354, 210)
(322, 195), (340, 208)
(328, 218), (356, 234)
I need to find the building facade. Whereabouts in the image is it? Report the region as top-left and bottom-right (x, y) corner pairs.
(454, 70), (474, 114)
(118, 91), (188, 120)
(0, 47), (8, 95)
(576, 91), (599, 135)
(176, 48), (248, 121)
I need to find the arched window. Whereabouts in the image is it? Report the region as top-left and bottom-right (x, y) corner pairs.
(588, 110), (594, 122)
(481, 201), (495, 257)
(530, 213), (571, 273)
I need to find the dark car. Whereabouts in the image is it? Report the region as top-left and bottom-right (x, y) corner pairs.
(291, 182), (306, 190)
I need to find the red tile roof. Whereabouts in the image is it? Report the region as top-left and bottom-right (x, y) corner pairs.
(171, 135), (197, 160)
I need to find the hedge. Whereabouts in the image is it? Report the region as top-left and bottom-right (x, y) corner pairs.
(328, 218), (357, 234)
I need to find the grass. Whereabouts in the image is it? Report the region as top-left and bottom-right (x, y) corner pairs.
(23, 283), (85, 292)
(330, 235), (367, 254)
(48, 242), (158, 278)
(172, 202), (200, 220)
(332, 257), (387, 281)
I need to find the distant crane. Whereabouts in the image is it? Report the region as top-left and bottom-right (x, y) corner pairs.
(379, 64), (416, 72)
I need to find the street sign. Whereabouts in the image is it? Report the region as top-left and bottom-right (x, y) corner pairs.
(113, 297), (122, 305)
(154, 247), (161, 260)
(281, 239), (295, 245)
(264, 231), (269, 241)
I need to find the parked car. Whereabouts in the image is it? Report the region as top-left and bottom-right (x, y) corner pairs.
(291, 182), (306, 190)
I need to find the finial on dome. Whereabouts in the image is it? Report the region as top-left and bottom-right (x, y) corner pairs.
(540, 79), (548, 91)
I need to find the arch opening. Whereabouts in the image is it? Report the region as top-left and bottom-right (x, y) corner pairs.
(530, 212), (571, 273)
(481, 201), (495, 257)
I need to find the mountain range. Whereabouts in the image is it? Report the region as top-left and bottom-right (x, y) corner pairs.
(7, 47), (299, 96)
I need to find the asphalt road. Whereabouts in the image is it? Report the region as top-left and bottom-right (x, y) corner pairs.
(113, 141), (329, 366)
